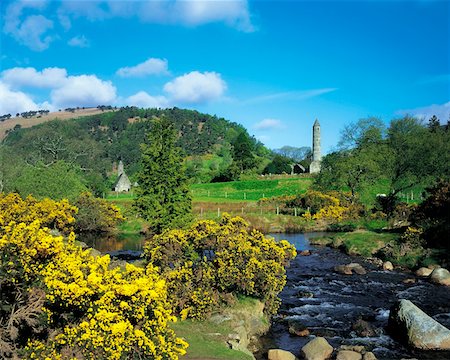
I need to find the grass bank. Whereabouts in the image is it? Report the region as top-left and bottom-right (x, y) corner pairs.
(171, 297), (268, 360)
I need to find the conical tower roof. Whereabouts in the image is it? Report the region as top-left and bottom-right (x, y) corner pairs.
(313, 119), (320, 127)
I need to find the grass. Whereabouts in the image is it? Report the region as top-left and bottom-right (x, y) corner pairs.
(171, 320), (253, 360)
(312, 230), (399, 258)
(191, 176), (313, 202)
(171, 296), (264, 360)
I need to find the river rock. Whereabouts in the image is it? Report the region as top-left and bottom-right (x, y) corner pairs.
(388, 299), (450, 349)
(300, 250), (312, 256)
(352, 318), (377, 337)
(296, 291), (314, 298)
(336, 350), (362, 360)
(382, 261), (394, 271)
(348, 263), (367, 275)
(403, 278), (416, 284)
(268, 349), (297, 360)
(288, 320), (310, 337)
(362, 352), (377, 360)
(339, 345), (365, 353)
(415, 267), (433, 277)
(334, 265), (353, 275)
(301, 337), (333, 360)
(430, 268), (450, 286)
(334, 263), (366, 275)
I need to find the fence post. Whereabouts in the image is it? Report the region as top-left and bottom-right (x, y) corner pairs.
(241, 207), (244, 214)
(244, 193), (246, 200)
(276, 207), (279, 215)
(217, 208), (220, 218)
(294, 208), (297, 217)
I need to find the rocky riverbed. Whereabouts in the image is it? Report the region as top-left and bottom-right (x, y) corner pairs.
(257, 233), (450, 360)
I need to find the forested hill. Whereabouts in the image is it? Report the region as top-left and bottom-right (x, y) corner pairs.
(1, 107), (270, 196)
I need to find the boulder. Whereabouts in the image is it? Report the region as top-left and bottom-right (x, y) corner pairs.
(362, 352), (377, 360)
(268, 349), (297, 360)
(334, 265), (353, 275)
(382, 261), (394, 271)
(388, 299), (450, 349)
(336, 350), (362, 360)
(334, 263), (366, 275)
(339, 345), (365, 353)
(301, 337), (333, 360)
(352, 319), (377, 337)
(430, 268), (450, 286)
(415, 267), (433, 277)
(300, 250), (312, 256)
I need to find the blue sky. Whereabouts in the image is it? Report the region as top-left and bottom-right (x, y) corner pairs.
(1, 0), (449, 153)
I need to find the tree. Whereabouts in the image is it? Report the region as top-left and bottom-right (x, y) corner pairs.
(134, 117), (192, 233)
(263, 155), (292, 174)
(338, 117), (386, 150)
(232, 132), (255, 172)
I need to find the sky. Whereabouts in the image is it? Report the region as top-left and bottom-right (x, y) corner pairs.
(1, 0), (449, 153)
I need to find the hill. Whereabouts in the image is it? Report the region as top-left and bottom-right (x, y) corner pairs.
(0, 106), (271, 196)
(0, 107), (115, 141)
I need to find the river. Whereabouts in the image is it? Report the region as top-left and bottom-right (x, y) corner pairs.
(257, 233), (450, 360)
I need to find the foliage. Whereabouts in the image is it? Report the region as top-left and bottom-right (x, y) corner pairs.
(12, 161), (89, 201)
(134, 117), (192, 234)
(143, 214), (296, 319)
(3, 107), (270, 193)
(378, 227), (427, 268)
(0, 195), (187, 359)
(262, 155), (292, 175)
(73, 192), (124, 233)
(273, 146), (311, 162)
(0, 192), (77, 233)
(410, 181), (450, 252)
(232, 132), (255, 172)
(316, 115), (450, 212)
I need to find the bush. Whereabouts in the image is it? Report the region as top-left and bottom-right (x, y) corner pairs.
(327, 222), (357, 232)
(143, 214), (297, 319)
(73, 192), (124, 233)
(0, 195), (187, 359)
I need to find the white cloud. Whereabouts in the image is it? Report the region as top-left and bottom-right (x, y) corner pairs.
(59, 0), (254, 31)
(125, 91), (169, 108)
(116, 58), (169, 78)
(1, 67), (68, 89)
(3, 1), (55, 51)
(254, 118), (285, 130)
(171, 0), (254, 31)
(68, 35), (90, 48)
(0, 81), (40, 115)
(51, 75), (117, 108)
(397, 101), (450, 122)
(163, 71), (227, 103)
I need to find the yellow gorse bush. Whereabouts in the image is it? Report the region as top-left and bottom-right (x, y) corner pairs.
(144, 213), (297, 319)
(0, 193), (187, 360)
(0, 193), (77, 233)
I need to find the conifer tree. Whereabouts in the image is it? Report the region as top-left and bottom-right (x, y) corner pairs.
(134, 117), (192, 233)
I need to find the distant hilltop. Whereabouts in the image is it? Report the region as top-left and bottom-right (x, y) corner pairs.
(0, 106), (116, 141)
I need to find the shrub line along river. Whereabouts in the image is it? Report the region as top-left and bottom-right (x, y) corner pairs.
(86, 232), (450, 360)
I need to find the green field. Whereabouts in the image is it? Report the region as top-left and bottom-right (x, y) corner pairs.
(191, 176), (313, 202)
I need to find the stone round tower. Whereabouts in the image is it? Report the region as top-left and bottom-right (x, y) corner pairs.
(310, 119), (322, 173)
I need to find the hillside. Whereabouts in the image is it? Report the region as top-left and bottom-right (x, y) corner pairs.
(1, 106), (271, 196)
(0, 107), (115, 141)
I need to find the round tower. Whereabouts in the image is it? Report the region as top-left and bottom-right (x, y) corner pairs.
(310, 119), (322, 173)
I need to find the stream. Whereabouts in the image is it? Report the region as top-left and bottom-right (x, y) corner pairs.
(258, 233), (450, 360)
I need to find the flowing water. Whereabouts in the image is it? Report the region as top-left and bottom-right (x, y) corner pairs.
(257, 233), (450, 360)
